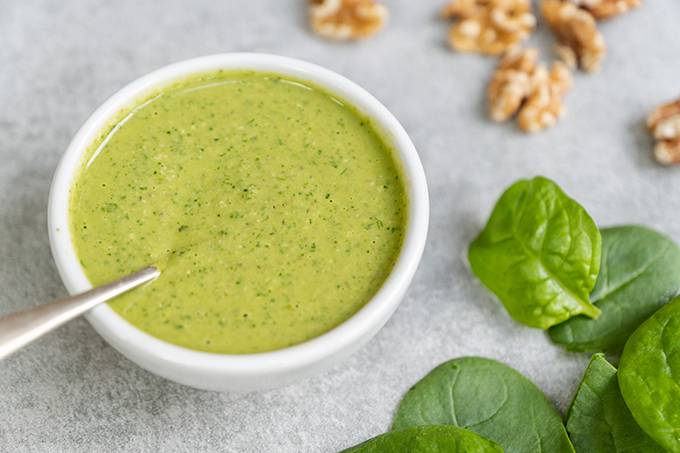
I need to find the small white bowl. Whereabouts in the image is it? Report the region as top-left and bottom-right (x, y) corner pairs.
(48, 53), (429, 391)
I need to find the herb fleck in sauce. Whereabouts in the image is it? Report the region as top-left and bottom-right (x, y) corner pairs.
(71, 71), (407, 353)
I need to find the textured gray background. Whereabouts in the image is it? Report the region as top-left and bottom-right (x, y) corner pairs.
(1, 1), (679, 451)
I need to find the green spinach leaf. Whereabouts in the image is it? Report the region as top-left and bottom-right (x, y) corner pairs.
(565, 354), (664, 452)
(468, 177), (601, 329)
(392, 357), (574, 453)
(340, 425), (503, 453)
(619, 296), (680, 453)
(549, 226), (680, 352)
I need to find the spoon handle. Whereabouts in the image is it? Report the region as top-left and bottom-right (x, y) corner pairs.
(0, 266), (159, 360)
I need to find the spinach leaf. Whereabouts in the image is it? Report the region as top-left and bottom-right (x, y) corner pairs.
(619, 296), (680, 453)
(468, 177), (601, 329)
(340, 425), (503, 453)
(565, 354), (664, 452)
(392, 357), (574, 453)
(549, 226), (680, 352)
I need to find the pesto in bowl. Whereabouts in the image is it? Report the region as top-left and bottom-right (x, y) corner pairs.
(69, 70), (408, 354)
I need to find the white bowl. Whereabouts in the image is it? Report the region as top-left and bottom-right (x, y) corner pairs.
(48, 53), (429, 391)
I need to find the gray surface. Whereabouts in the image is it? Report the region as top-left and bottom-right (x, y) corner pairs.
(1, 1), (679, 451)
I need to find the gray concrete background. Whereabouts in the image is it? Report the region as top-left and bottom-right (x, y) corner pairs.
(1, 1), (679, 451)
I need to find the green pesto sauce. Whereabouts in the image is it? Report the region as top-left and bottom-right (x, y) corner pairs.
(70, 71), (407, 354)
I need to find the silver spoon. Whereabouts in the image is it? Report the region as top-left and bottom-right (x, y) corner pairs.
(0, 266), (160, 360)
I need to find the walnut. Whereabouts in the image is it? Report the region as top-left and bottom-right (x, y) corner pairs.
(569, 0), (642, 20)
(309, 0), (388, 40)
(486, 48), (571, 132)
(542, 0), (605, 72)
(518, 61), (572, 133)
(655, 140), (680, 165)
(554, 44), (578, 70)
(487, 48), (539, 121)
(648, 98), (680, 165)
(442, 0), (536, 55)
(648, 98), (680, 140)
(654, 142), (680, 167)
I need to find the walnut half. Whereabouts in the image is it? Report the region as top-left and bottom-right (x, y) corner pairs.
(487, 48), (539, 121)
(542, 0), (606, 72)
(442, 0), (536, 55)
(487, 48), (572, 132)
(518, 61), (572, 133)
(309, 0), (388, 40)
(648, 98), (680, 165)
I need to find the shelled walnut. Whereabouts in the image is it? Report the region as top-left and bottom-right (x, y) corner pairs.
(518, 62), (572, 132)
(487, 48), (571, 132)
(542, 0), (605, 72)
(569, 0), (642, 20)
(487, 48), (538, 121)
(442, 0), (536, 55)
(654, 140), (680, 165)
(309, 0), (388, 40)
(648, 98), (680, 165)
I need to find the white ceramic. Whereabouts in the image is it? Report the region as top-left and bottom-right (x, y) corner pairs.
(48, 53), (429, 392)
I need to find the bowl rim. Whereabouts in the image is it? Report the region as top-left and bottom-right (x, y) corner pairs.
(48, 53), (429, 376)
